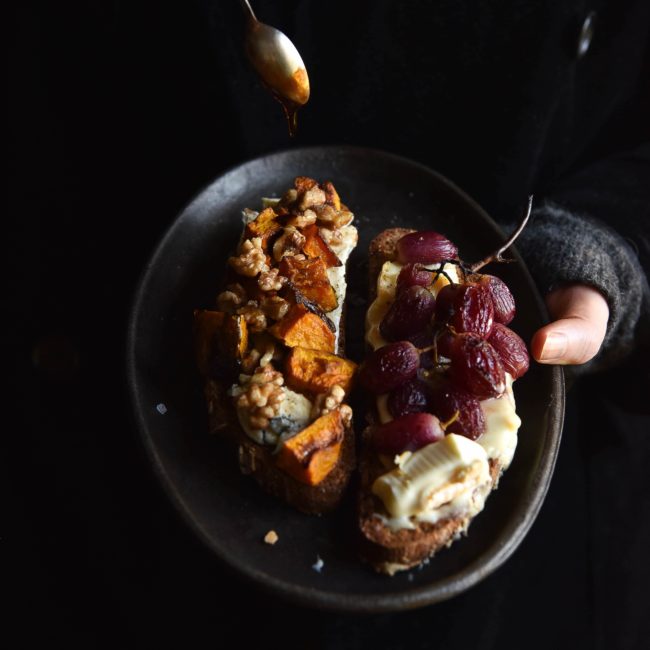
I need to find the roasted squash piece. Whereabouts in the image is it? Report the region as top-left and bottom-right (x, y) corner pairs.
(269, 304), (335, 352)
(294, 176), (319, 194)
(193, 309), (225, 375)
(275, 408), (346, 485)
(285, 347), (356, 394)
(244, 207), (282, 251)
(221, 313), (249, 360)
(279, 256), (338, 312)
(302, 224), (342, 268)
(321, 181), (341, 210)
(193, 310), (248, 376)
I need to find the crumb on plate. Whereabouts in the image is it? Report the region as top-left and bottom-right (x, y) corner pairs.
(264, 530), (279, 545)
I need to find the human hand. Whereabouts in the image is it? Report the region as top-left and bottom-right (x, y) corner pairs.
(531, 283), (610, 365)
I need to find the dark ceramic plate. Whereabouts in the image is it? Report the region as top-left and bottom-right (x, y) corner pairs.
(127, 146), (564, 612)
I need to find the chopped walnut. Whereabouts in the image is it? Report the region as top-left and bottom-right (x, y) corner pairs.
(278, 188), (298, 209)
(237, 300), (267, 333)
(314, 204), (354, 229)
(286, 208), (317, 229)
(272, 226), (306, 262)
(311, 384), (346, 419)
(320, 226), (342, 248)
(241, 340), (276, 373)
(339, 403), (353, 426)
(321, 224), (357, 251)
(241, 348), (261, 374)
(216, 283), (247, 313)
(229, 237), (269, 277)
(233, 365), (286, 430)
(298, 185), (327, 210)
(260, 295), (290, 321)
(258, 268), (287, 292)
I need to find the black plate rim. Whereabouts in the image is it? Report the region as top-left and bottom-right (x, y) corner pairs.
(126, 144), (565, 613)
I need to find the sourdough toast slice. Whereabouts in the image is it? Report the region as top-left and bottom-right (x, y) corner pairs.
(356, 228), (516, 574)
(196, 177), (358, 515)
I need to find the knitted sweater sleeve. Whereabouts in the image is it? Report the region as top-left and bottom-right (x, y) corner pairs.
(509, 144), (650, 376)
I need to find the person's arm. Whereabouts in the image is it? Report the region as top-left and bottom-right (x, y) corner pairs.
(514, 144), (650, 374)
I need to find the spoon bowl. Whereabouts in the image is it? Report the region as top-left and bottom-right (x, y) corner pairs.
(241, 3), (310, 107)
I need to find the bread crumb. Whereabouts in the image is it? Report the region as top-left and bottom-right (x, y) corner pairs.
(263, 530), (279, 545)
(312, 555), (324, 572)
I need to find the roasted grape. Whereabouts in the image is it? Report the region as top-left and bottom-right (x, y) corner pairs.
(387, 378), (431, 418)
(358, 341), (420, 394)
(370, 412), (444, 455)
(396, 231), (458, 264)
(448, 333), (505, 399)
(434, 329), (455, 359)
(396, 263), (433, 294)
(434, 282), (494, 338)
(477, 274), (515, 324)
(430, 383), (486, 440)
(380, 285), (436, 342)
(488, 322), (530, 379)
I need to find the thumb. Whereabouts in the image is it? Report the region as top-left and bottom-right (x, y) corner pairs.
(531, 283), (609, 365)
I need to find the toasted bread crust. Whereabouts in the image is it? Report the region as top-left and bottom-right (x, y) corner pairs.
(357, 230), (505, 574)
(236, 417), (355, 514)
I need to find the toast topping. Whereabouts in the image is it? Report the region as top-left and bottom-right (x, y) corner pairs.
(371, 434), (490, 519)
(366, 260), (460, 350)
(198, 177), (358, 487)
(362, 229), (528, 537)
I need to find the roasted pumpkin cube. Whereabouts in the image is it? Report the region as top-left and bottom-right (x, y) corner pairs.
(193, 310), (248, 376)
(279, 255), (338, 312)
(220, 313), (249, 360)
(301, 224), (342, 268)
(269, 304), (335, 352)
(244, 207), (282, 251)
(193, 309), (225, 375)
(321, 181), (341, 210)
(275, 408), (346, 485)
(285, 347), (356, 394)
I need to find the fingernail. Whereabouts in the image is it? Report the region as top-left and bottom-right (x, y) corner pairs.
(539, 332), (568, 362)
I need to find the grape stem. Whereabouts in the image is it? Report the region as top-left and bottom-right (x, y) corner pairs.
(470, 195), (533, 273)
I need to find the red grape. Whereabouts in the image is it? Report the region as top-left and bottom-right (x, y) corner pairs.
(488, 322), (530, 379)
(448, 333), (505, 399)
(396, 231), (458, 264)
(370, 412), (444, 455)
(435, 329), (455, 359)
(387, 378), (431, 418)
(396, 263), (433, 294)
(430, 383), (486, 440)
(358, 341), (420, 394)
(477, 274), (515, 324)
(434, 282), (495, 338)
(380, 285), (436, 342)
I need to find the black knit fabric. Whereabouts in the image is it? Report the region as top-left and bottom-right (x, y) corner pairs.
(513, 200), (650, 374)
(10, 1), (650, 647)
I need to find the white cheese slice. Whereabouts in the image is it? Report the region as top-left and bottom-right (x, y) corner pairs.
(325, 225), (358, 350)
(365, 261), (460, 350)
(476, 373), (520, 469)
(371, 433), (490, 519)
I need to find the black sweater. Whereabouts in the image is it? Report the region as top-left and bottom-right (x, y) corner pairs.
(199, 0), (650, 375)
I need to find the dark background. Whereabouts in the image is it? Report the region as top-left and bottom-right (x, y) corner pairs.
(9, 2), (649, 648)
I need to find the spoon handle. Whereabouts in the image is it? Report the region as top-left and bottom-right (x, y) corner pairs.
(239, 0), (257, 21)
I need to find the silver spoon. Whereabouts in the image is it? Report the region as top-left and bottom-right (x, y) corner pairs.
(239, 0), (310, 135)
